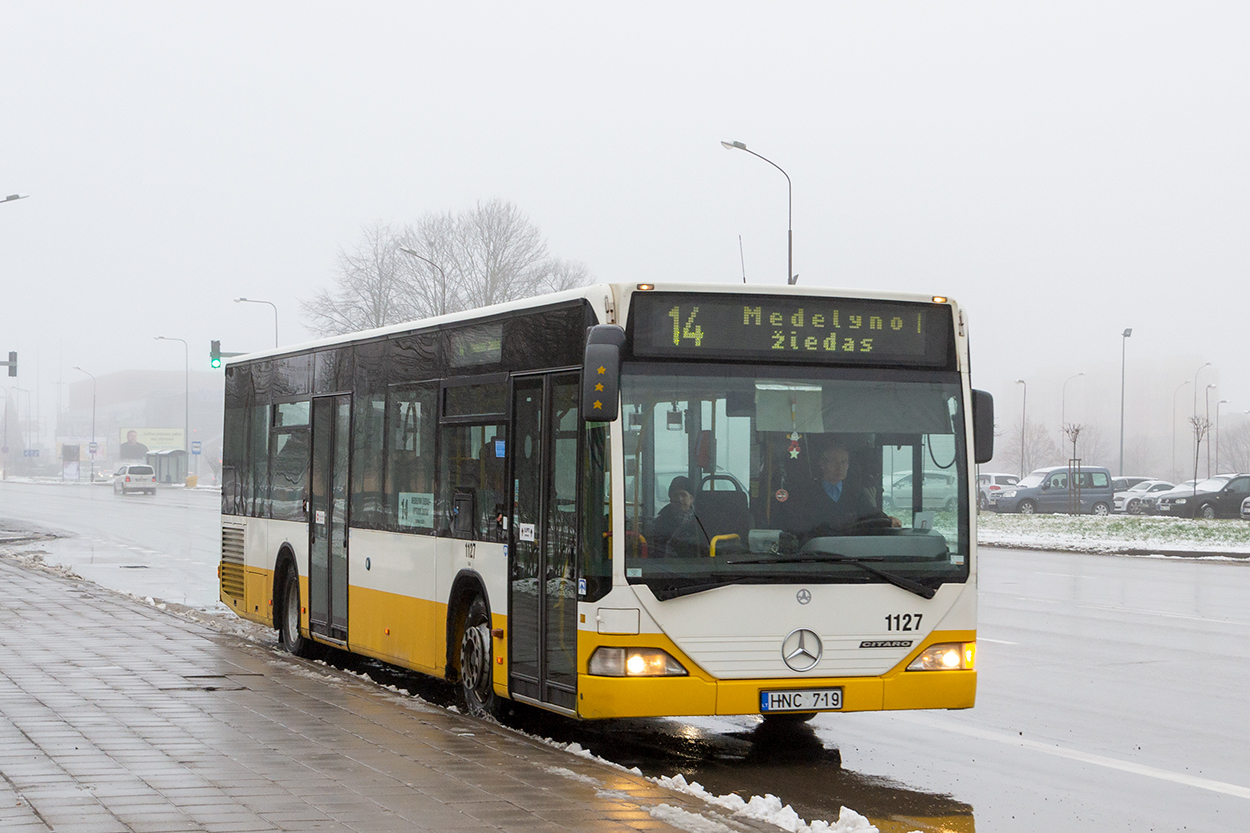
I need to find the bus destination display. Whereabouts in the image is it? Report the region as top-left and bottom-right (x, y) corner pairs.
(630, 293), (952, 366)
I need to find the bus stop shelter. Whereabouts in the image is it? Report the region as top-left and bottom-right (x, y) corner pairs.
(146, 449), (188, 484)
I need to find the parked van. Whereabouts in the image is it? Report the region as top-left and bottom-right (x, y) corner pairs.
(993, 465), (1115, 516)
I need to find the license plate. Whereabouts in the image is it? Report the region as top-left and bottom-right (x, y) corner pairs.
(760, 687), (842, 712)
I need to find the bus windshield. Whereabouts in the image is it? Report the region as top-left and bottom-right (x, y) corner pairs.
(621, 363), (969, 598)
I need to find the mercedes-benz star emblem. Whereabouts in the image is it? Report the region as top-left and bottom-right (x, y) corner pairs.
(796, 589), (812, 605)
(782, 628), (823, 672)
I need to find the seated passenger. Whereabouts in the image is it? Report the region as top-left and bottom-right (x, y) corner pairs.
(650, 476), (703, 557)
(787, 441), (900, 542)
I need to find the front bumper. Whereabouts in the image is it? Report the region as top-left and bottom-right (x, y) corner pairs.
(574, 630), (977, 719)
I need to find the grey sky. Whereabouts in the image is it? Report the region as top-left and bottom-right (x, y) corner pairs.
(3, 2), (1248, 461)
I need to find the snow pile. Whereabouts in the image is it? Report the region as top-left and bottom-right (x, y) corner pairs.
(653, 774), (884, 833)
(978, 513), (1250, 555)
(525, 735), (887, 832)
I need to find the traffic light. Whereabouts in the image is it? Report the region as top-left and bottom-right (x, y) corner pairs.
(210, 340), (222, 369)
(4, 351), (14, 377)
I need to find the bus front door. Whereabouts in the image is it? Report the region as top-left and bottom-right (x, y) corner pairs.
(509, 373), (580, 712)
(309, 394), (350, 643)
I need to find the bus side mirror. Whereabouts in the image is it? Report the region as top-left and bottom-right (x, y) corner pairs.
(582, 325), (625, 423)
(972, 389), (994, 464)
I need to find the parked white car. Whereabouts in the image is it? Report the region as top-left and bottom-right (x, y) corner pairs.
(977, 472), (1020, 510)
(1113, 479), (1174, 514)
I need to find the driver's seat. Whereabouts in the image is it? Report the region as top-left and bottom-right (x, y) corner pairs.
(694, 489), (750, 551)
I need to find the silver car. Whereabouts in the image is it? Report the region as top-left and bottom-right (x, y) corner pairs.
(884, 470), (959, 512)
(1113, 480), (1174, 514)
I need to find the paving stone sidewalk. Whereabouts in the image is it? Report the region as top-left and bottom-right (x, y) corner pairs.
(0, 558), (774, 833)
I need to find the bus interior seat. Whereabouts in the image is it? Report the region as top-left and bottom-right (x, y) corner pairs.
(694, 490), (750, 546)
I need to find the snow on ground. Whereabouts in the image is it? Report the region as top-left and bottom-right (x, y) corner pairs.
(977, 512), (1250, 556)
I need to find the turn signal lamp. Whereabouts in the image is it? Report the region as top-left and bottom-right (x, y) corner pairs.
(907, 642), (975, 671)
(588, 647), (688, 677)
(932, 296), (948, 304)
(636, 284), (655, 291)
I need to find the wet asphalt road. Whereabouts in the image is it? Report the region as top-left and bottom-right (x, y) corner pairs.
(3, 479), (1248, 832)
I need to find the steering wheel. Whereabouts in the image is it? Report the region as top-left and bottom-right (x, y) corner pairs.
(845, 515), (896, 531)
(700, 472), (747, 493)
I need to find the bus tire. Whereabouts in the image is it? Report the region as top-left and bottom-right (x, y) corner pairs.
(1017, 500), (1036, 515)
(279, 568), (314, 658)
(460, 595), (500, 718)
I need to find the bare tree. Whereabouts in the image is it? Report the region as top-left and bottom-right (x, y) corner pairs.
(301, 221), (415, 336)
(1063, 424), (1082, 463)
(1122, 438), (1167, 480)
(999, 418), (1061, 475)
(1073, 423), (1111, 468)
(1189, 415), (1212, 487)
(1221, 420), (1250, 473)
(303, 202), (591, 337)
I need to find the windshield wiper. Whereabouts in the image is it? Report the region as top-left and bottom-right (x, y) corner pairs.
(649, 578), (746, 601)
(729, 553), (936, 599)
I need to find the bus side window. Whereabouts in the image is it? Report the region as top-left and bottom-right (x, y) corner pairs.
(439, 423), (506, 540)
(388, 385), (437, 533)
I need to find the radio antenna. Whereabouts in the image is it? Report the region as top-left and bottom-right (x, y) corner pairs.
(739, 235), (747, 284)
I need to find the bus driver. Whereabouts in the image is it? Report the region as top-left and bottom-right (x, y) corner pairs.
(787, 441), (900, 542)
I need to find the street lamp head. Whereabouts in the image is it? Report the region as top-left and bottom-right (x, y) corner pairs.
(234, 297), (247, 303)
(1015, 379), (1025, 385)
(1122, 328), (1132, 338)
(721, 140), (747, 151)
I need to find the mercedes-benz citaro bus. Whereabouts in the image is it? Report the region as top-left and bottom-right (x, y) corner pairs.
(219, 283), (993, 722)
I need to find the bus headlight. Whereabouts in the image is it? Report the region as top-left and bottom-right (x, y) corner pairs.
(907, 642), (975, 671)
(588, 647), (688, 677)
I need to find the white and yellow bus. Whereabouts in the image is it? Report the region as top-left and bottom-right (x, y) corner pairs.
(220, 282), (994, 721)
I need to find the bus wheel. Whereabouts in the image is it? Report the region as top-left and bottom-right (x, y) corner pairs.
(460, 596), (500, 718)
(279, 570), (313, 658)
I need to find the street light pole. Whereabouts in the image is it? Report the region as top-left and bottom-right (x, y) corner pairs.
(721, 140), (795, 285)
(14, 386), (31, 473)
(234, 298), (279, 348)
(1205, 384), (1217, 477)
(1172, 380), (1190, 482)
(398, 247), (451, 315)
(155, 337), (190, 473)
(1015, 380), (1027, 477)
(1, 385), (11, 480)
(72, 366), (97, 483)
(1119, 328), (1132, 476)
(1215, 400), (1230, 474)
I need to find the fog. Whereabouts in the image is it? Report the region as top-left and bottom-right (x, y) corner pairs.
(3, 2), (1248, 473)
